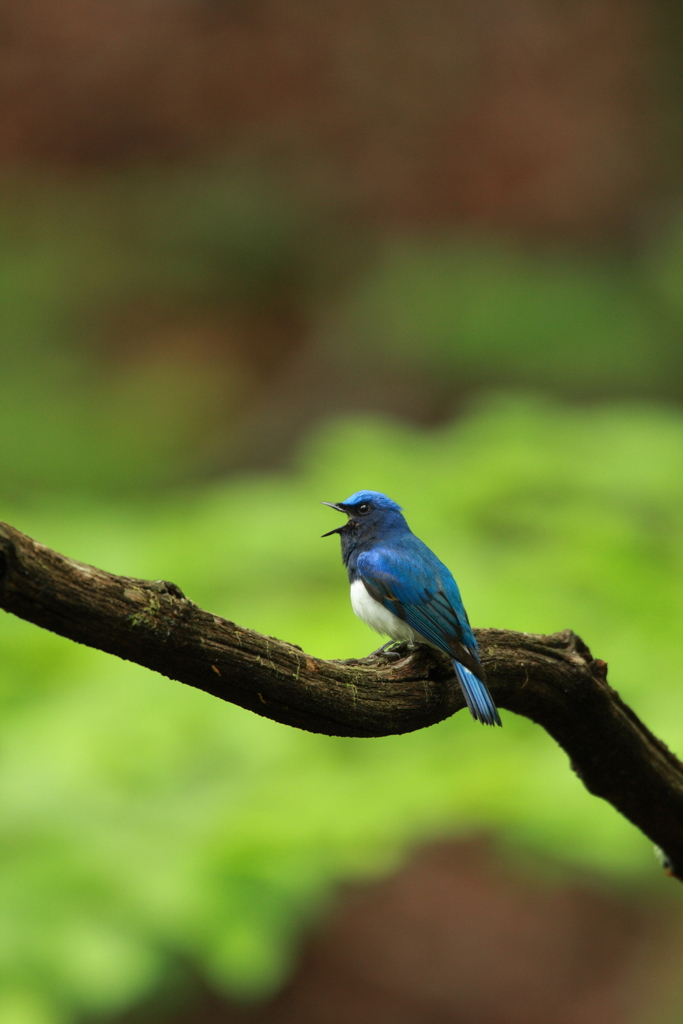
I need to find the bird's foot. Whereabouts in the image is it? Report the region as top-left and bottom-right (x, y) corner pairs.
(370, 640), (412, 661)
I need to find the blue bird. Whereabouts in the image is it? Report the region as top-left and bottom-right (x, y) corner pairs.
(322, 490), (501, 726)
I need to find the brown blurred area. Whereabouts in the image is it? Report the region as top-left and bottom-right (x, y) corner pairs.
(113, 838), (682, 1024)
(3, 0), (677, 477)
(0, 0), (674, 238)
(2, 0), (681, 486)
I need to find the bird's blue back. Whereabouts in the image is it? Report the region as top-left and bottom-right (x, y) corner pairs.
(356, 537), (477, 652)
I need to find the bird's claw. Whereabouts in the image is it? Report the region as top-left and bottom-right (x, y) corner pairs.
(370, 640), (412, 661)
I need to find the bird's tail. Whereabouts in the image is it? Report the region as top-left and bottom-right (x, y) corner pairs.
(453, 661), (501, 727)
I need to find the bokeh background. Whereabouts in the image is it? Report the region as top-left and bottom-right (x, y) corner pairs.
(2, 2), (683, 1022)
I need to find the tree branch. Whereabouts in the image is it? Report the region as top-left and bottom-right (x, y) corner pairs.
(1, 519), (682, 879)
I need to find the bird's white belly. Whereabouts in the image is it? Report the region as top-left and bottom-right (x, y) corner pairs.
(350, 579), (421, 643)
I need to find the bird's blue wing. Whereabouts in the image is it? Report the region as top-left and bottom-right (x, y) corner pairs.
(356, 542), (478, 660)
(357, 543), (501, 726)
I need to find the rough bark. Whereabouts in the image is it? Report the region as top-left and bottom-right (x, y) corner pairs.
(1, 519), (682, 879)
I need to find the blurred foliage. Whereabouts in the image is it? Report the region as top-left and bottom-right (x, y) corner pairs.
(0, 167), (346, 495)
(3, 170), (683, 499)
(324, 235), (683, 402)
(2, 397), (683, 1024)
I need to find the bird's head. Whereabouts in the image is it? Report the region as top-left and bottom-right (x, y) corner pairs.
(321, 490), (406, 540)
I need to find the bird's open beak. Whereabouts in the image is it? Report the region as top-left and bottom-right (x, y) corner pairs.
(321, 501), (347, 537)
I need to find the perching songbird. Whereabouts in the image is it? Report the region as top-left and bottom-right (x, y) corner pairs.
(322, 490), (501, 726)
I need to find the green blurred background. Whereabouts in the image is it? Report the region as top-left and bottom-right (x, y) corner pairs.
(2, 2), (683, 1022)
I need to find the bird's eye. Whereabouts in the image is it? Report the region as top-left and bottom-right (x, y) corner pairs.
(357, 502), (370, 514)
